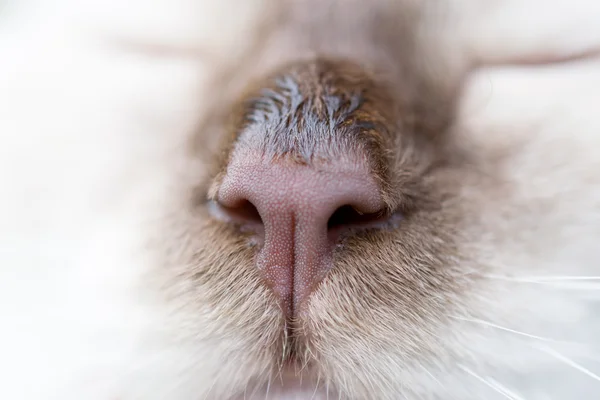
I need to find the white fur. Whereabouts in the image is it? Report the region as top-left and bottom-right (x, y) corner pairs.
(0, 1), (599, 399)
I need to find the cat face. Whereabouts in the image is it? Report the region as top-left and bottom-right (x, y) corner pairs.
(138, 47), (600, 398)
(149, 57), (473, 399)
(137, 48), (600, 400)
(2, 1), (598, 399)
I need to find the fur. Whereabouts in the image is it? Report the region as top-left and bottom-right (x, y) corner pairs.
(0, 0), (599, 399)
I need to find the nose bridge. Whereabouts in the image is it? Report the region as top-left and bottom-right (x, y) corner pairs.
(257, 196), (329, 318)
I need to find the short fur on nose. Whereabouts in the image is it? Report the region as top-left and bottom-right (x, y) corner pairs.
(217, 155), (384, 317)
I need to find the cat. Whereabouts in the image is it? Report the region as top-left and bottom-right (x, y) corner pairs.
(0, 0), (598, 399)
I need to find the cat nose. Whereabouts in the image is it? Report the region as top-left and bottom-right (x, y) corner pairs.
(215, 156), (385, 318)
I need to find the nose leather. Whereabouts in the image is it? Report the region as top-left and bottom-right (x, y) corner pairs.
(218, 157), (383, 317)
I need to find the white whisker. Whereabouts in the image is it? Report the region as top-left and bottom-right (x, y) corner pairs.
(484, 274), (600, 290)
(516, 276), (600, 282)
(449, 316), (563, 343)
(419, 363), (458, 399)
(537, 345), (600, 383)
(459, 365), (524, 400)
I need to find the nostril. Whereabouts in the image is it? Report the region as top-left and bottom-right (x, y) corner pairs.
(327, 204), (389, 234)
(210, 199), (263, 228)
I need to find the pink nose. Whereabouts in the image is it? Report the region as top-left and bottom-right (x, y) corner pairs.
(216, 156), (385, 317)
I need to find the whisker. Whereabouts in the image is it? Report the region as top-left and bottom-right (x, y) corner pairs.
(459, 365), (524, 400)
(486, 377), (527, 400)
(449, 316), (565, 343)
(513, 276), (600, 282)
(537, 345), (600, 383)
(419, 363), (458, 399)
(484, 274), (600, 289)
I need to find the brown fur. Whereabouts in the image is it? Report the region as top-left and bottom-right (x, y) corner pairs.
(147, 1), (490, 398)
